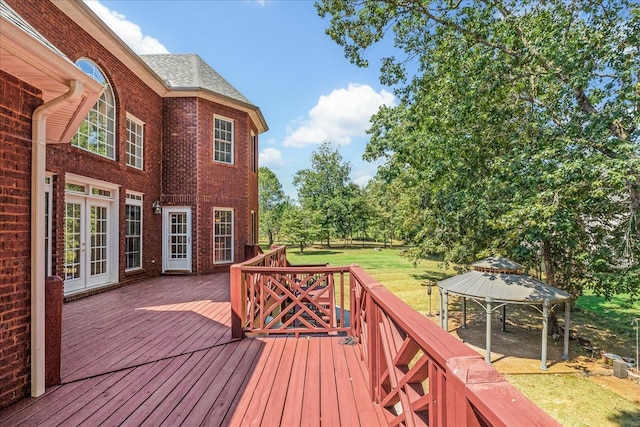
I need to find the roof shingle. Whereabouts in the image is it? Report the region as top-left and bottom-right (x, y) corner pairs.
(140, 54), (253, 106)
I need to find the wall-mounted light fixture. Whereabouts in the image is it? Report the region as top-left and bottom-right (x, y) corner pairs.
(152, 200), (162, 214)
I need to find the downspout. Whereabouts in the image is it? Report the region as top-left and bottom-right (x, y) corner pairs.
(31, 80), (83, 397)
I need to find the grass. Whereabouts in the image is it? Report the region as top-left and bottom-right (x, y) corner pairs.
(504, 374), (640, 427)
(286, 244), (454, 316)
(279, 243), (640, 426)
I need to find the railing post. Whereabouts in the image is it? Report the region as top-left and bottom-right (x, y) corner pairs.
(230, 264), (245, 339)
(45, 275), (63, 386)
(366, 283), (385, 403)
(366, 285), (378, 401)
(446, 356), (500, 427)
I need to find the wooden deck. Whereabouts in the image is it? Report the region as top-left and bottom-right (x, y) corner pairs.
(0, 274), (386, 426)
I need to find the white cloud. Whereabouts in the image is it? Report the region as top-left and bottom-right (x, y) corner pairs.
(283, 83), (395, 148)
(353, 174), (373, 187)
(259, 148), (284, 169)
(84, 1), (169, 54)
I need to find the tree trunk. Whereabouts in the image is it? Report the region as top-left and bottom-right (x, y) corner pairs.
(268, 230), (274, 246)
(541, 239), (556, 286)
(628, 179), (640, 237)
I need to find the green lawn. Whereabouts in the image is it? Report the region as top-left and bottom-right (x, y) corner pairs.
(280, 244), (640, 426)
(286, 244), (455, 316)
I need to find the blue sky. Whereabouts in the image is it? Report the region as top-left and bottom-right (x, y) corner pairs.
(88, 0), (397, 199)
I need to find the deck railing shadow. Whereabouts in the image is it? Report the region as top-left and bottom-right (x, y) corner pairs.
(231, 246), (560, 426)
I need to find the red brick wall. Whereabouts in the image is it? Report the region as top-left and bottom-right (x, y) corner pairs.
(198, 99), (257, 273)
(160, 97), (257, 273)
(0, 70), (42, 409)
(8, 0), (164, 285)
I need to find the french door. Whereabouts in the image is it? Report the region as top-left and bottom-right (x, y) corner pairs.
(64, 196), (112, 294)
(162, 207), (192, 272)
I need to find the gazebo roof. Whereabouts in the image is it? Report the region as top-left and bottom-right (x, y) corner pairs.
(438, 257), (571, 304)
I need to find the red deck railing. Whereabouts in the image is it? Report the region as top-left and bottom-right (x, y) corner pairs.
(230, 246), (559, 427)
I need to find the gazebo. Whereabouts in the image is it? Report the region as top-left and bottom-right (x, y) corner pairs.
(437, 256), (572, 370)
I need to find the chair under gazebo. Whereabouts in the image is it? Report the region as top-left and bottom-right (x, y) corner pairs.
(437, 256), (572, 370)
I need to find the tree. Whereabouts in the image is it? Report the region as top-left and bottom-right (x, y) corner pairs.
(258, 167), (287, 246)
(281, 203), (321, 253)
(293, 142), (353, 247)
(316, 0), (639, 298)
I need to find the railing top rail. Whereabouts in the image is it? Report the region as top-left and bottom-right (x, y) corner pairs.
(235, 245), (287, 268)
(241, 265), (350, 274)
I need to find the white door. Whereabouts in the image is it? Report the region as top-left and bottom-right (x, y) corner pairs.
(64, 196), (112, 294)
(163, 207), (192, 272)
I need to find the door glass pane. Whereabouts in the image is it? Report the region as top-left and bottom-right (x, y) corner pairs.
(64, 203), (82, 280)
(90, 206), (108, 275)
(170, 213), (187, 259)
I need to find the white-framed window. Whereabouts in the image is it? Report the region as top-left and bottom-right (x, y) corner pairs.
(125, 192), (143, 270)
(214, 116), (234, 164)
(73, 59), (116, 159)
(214, 208), (234, 263)
(126, 114), (144, 169)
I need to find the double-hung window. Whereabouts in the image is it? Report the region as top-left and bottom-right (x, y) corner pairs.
(214, 209), (233, 263)
(125, 192), (143, 270)
(126, 114), (144, 169)
(214, 116), (234, 164)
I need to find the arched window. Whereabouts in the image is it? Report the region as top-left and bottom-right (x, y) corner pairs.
(72, 59), (116, 159)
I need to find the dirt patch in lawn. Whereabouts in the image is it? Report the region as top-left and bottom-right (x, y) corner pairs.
(424, 303), (640, 405)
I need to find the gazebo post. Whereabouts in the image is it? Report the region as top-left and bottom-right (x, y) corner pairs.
(461, 297), (467, 329)
(541, 300), (549, 370)
(562, 301), (570, 360)
(444, 291), (449, 332)
(438, 288), (443, 328)
(485, 296), (492, 364)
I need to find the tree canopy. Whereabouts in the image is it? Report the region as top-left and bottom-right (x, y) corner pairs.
(293, 142), (354, 247)
(258, 167), (287, 246)
(316, 0), (640, 299)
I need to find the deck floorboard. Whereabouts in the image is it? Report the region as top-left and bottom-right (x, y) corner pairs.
(0, 274), (385, 426)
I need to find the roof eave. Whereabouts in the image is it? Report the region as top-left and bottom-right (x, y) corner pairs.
(52, 0), (169, 97)
(164, 88), (269, 133)
(1, 12), (104, 143)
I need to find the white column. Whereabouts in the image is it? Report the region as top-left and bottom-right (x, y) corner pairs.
(541, 300), (549, 370)
(444, 291), (449, 332)
(485, 297), (492, 364)
(438, 289), (443, 328)
(563, 301), (570, 360)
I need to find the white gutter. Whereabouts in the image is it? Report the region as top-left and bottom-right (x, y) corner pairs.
(30, 80), (83, 397)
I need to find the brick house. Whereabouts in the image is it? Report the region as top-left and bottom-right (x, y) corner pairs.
(0, 0), (267, 408)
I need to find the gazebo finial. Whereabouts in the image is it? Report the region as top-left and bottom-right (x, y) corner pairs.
(472, 256), (525, 274)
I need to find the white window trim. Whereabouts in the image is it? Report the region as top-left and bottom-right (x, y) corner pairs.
(45, 173), (54, 277)
(213, 208), (234, 264)
(73, 58), (116, 160)
(250, 131), (257, 173)
(125, 191), (144, 271)
(125, 113), (145, 170)
(63, 173), (120, 288)
(214, 115), (234, 164)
